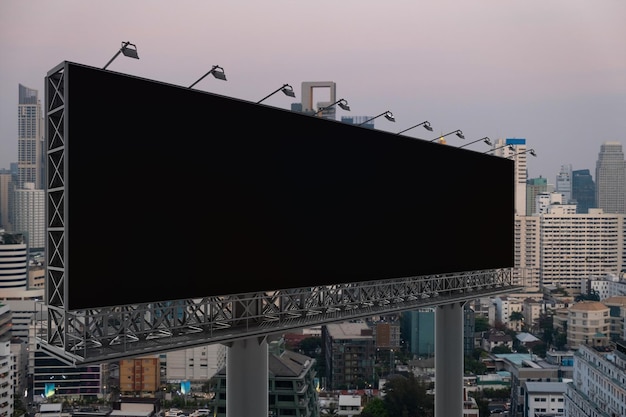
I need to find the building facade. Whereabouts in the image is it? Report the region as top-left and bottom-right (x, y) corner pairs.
(526, 177), (549, 216)
(17, 84), (44, 191)
(10, 183), (45, 252)
(555, 164), (572, 205)
(212, 339), (319, 417)
(0, 304), (14, 417)
(515, 210), (624, 293)
(571, 169), (595, 214)
(595, 141), (626, 215)
(565, 342), (626, 417)
(322, 322), (376, 390)
(0, 232), (27, 290)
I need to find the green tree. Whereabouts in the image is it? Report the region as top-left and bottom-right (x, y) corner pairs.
(382, 374), (433, 417)
(464, 355), (487, 375)
(360, 397), (388, 417)
(491, 345), (512, 354)
(532, 342), (547, 357)
(474, 316), (490, 332)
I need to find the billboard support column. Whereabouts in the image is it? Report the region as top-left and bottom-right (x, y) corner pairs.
(226, 336), (268, 417)
(435, 301), (466, 417)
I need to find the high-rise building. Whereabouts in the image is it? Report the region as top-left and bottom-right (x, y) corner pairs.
(0, 231), (27, 290)
(555, 164), (573, 204)
(571, 169), (596, 214)
(322, 322), (375, 390)
(565, 341), (626, 417)
(526, 177), (548, 215)
(0, 303), (15, 417)
(10, 183), (45, 252)
(516, 209), (624, 293)
(401, 309), (435, 358)
(595, 141), (626, 214)
(493, 138), (528, 216)
(17, 84), (44, 190)
(28, 321), (104, 400)
(0, 170), (13, 229)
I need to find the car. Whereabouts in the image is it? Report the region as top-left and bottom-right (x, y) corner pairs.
(165, 409), (185, 417)
(189, 409), (210, 417)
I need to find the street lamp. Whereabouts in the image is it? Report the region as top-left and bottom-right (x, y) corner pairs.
(509, 148), (537, 158)
(396, 121), (433, 135)
(103, 41), (139, 70)
(429, 129), (464, 143)
(358, 111), (395, 126)
(482, 144), (514, 154)
(314, 98), (350, 116)
(458, 136), (492, 149)
(257, 84), (296, 104)
(188, 65), (227, 89)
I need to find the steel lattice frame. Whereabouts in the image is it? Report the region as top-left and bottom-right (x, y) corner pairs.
(41, 62), (521, 365)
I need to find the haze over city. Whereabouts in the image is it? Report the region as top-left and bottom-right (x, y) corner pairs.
(1, 0), (625, 180)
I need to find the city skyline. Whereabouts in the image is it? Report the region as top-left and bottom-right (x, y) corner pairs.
(1, 1), (625, 181)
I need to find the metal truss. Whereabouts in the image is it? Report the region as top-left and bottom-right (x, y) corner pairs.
(36, 269), (520, 365)
(42, 62), (521, 365)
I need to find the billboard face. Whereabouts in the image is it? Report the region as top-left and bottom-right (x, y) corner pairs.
(55, 62), (514, 310)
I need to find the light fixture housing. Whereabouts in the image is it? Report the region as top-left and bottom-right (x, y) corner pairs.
(257, 84), (296, 104)
(357, 110), (396, 126)
(103, 41), (139, 70)
(188, 65), (227, 89)
(315, 98), (351, 116)
(396, 121), (433, 135)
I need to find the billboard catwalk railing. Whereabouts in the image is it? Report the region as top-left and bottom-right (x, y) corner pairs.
(36, 268), (521, 365)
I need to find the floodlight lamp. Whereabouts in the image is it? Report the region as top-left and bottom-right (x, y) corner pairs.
(210, 66), (227, 81)
(257, 83), (297, 104)
(103, 41), (139, 70)
(429, 129), (464, 143)
(281, 84), (296, 97)
(314, 98), (351, 116)
(121, 42), (139, 59)
(396, 120), (433, 135)
(458, 136), (491, 149)
(188, 65), (227, 89)
(357, 110), (395, 126)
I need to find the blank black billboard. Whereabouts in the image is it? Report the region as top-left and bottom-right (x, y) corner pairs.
(59, 62), (514, 310)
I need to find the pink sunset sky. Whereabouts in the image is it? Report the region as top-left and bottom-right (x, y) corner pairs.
(1, 0), (625, 181)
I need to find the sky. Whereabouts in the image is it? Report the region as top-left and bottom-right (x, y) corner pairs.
(1, 0), (625, 181)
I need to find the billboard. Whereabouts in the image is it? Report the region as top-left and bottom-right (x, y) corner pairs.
(51, 62), (514, 311)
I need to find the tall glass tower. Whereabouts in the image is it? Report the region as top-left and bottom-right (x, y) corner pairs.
(572, 169), (595, 214)
(17, 84), (44, 190)
(595, 141), (626, 214)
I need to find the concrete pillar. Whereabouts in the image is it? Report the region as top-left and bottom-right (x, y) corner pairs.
(435, 301), (466, 417)
(226, 336), (268, 417)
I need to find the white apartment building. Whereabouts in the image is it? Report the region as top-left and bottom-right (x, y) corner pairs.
(585, 275), (626, 300)
(0, 304), (14, 417)
(10, 183), (45, 252)
(523, 381), (567, 417)
(164, 344), (225, 386)
(565, 342), (626, 417)
(515, 209), (624, 293)
(0, 232), (28, 290)
(493, 296), (523, 329)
